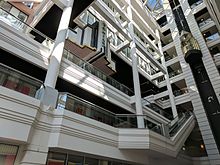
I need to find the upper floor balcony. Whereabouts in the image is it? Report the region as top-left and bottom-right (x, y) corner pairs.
(209, 42), (220, 69)
(148, 79), (191, 110)
(159, 21), (168, 28)
(156, 75), (166, 83)
(162, 41), (175, 52)
(190, 0), (203, 10)
(173, 88), (189, 97)
(198, 18), (215, 31)
(213, 53), (220, 68)
(0, 6), (54, 49)
(162, 39), (173, 48)
(168, 69), (183, 79)
(154, 91), (191, 110)
(63, 49), (134, 96)
(190, 0), (206, 14)
(142, 98), (173, 120)
(0, 7), (52, 69)
(204, 32), (220, 47)
(171, 79), (189, 97)
(157, 15), (168, 28)
(165, 54), (177, 62)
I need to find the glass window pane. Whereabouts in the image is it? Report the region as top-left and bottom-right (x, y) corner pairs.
(47, 152), (66, 165)
(0, 65), (41, 97)
(10, 7), (20, 17)
(99, 160), (108, 165)
(0, 2), (12, 12)
(0, 144), (18, 165)
(18, 12), (27, 22)
(68, 154), (84, 165)
(85, 157), (99, 165)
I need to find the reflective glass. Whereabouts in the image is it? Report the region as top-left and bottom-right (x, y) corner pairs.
(85, 157), (99, 165)
(47, 152), (66, 165)
(68, 155), (84, 165)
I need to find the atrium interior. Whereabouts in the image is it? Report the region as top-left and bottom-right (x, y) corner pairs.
(0, 0), (220, 164)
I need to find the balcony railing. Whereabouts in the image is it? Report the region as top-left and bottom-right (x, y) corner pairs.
(134, 34), (160, 59)
(0, 63), (42, 97)
(165, 54), (177, 62)
(57, 92), (164, 135)
(159, 21), (168, 28)
(57, 92), (194, 137)
(198, 18), (213, 28)
(205, 33), (220, 42)
(122, 42), (160, 77)
(213, 53), (220, 67)
(137, 55), (160, 76)
(169, 112), (192, 137)
(0, 7), (54, 48)
(122, 47), (131, 60)
(63, 49), (134, 96)
(162, 39), (173, 47)
(173, 88), (189, 97)
(190, 0), (203, 9)
(142, 98), (173, 120)
(168, 69), (182, 78)
(157, 75), (166, 83)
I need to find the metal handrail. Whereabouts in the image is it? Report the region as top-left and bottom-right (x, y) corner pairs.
(168, 69), (182, 78)
(0, 63), (43, 84)
(0, 6), (54, 43)
(205, 33), (220, 42)
(168, 112), (192, 137)
(191, 0), (203, 9)
(198, 18), (213, 27)
(142, 98), (173, 120)
(59, 92), (116, 116)
(0, 63), (42, 97)
(58, 92), (194, 137)
(58, 92), (165, 134)
(173, 88), (189, 97)
(63, 49), (134, 95)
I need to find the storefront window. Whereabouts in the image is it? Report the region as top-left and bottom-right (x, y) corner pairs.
(85, 157), (99, 165)
(0, 144), (18, 165)
(47, 152), (66, 165)
(47, 152), (135, 165)
(68, 155), (84, 165)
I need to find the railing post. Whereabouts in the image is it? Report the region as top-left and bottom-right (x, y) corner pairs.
(163, 123), (170, 138)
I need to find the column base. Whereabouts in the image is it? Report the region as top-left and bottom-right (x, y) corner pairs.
(35, 86), (58, 108)
(19, 145), (48, 165)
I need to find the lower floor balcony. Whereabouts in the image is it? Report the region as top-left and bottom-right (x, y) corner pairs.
(0, 82), (195, 164)
(57, 92), (165, 135)
(0, 63), (42, 97)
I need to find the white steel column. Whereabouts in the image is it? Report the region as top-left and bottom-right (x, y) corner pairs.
(35, 0), (74, 108)
(44, 0), (74, 88)
(127, 1), (145, 128)
(155, 29), (178, 119)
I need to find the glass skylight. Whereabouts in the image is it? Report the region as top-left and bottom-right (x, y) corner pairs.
(142, 0), (164, 18)
(146, 0), (163, 11)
